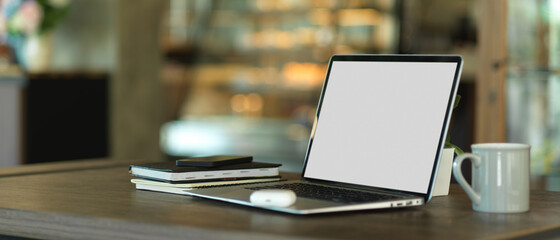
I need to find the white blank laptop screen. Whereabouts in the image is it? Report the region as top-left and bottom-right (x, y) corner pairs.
(304, 60), (458, 194)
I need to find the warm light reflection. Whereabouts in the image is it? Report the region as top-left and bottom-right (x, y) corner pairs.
(253, 30), (296, 49)
(309, 8), (332, 25)
(337, 9), (380, 26)
(230, 93), (264, 116)
(253, 0), (275, 12)
(295, 28), (316, 45)
(247, 93), (264, 112)
(282, 62), (327, 88)
(276, 31), (295, 49)
(231, 94), (246, 113)
(252, 0), (308, 12)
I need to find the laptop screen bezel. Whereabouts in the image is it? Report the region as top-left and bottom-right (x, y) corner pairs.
(300, 54), (463, 202)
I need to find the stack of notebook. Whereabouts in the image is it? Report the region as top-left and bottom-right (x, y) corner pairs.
(129, 157), (282, 195)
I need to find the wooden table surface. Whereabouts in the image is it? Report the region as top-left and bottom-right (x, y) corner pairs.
(0, 159), (559, 240)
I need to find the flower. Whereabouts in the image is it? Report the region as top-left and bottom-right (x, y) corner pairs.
(0, 0), (70, 67)
(10, 0), (43, 35)
(0, 0), (70, 39)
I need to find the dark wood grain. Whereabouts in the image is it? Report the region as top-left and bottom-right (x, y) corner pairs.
(0, 158), (132, 177)
(0, 162), (559, 239)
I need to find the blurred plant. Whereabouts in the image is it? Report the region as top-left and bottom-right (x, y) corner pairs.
(0, 0), (70, 66)
(0, 0), (70, 38)
(532, 139), (557, 175)
(444, 94), (464, 155)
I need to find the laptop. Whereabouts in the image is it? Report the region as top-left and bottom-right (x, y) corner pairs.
(182, 54), (463, 214)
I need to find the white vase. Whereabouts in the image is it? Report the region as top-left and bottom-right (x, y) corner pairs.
(23, 33), (53, 72)
(432, 148), (455, 196)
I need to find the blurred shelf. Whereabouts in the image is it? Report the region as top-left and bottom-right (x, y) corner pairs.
(159, 0), (400, 160)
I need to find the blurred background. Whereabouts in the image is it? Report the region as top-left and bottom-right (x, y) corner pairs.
(0, 0), (558, 188)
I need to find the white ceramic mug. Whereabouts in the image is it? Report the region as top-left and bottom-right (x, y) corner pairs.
(452, 143), (531, 213)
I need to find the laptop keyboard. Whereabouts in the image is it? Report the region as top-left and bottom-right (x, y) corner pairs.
(246, 183), (399, 203)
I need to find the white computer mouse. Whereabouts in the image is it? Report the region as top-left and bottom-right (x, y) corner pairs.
(250, 189), (297, 207)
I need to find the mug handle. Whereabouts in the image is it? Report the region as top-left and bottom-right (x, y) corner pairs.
(452, 153), (481, 205)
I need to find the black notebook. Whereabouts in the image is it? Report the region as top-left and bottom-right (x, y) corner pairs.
(129, 162), (281, 182)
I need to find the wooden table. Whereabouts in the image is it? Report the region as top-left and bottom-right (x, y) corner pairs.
(0, 159), (559, 240)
